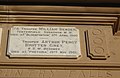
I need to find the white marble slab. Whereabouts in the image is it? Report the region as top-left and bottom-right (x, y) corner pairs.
(7, 26), (81, 58)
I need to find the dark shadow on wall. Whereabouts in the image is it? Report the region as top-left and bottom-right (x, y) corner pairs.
(0, 0), (120, 7)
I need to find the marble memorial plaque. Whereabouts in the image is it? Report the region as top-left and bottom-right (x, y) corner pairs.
(7, 26), (81, 58)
